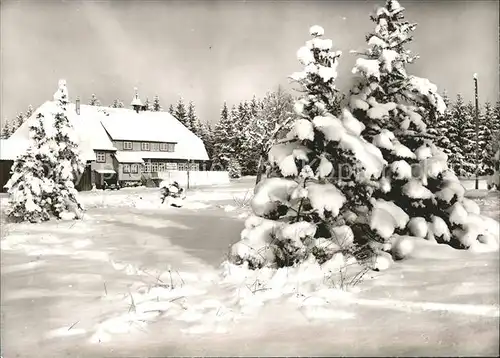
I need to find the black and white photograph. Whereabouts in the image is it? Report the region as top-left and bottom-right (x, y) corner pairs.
(0, 0), (499, 356)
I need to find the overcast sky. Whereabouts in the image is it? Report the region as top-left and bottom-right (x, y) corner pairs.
(1, 0), (498, 125)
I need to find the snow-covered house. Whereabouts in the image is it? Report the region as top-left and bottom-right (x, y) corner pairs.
(0, 98), (209, 191)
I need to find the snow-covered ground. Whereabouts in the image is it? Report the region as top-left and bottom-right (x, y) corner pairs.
(1, 177), (499, 357)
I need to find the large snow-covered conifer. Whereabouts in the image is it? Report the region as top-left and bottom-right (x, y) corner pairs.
(50, 80), (85, 218)
(6, 113), (54, 222)
(6, 80), (85, 222)
(349, 0), (499, 251)
(228, 26), (387, 271)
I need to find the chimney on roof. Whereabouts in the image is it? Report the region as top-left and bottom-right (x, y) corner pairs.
(131, 87), (144, 114)
(76, 96), (81, 115)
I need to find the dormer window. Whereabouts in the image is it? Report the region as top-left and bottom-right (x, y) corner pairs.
(123, 142), (133, 150)
(141, 142), (150, 151)
(96, 152), (106, 163)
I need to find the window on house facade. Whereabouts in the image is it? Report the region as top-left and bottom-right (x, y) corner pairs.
(123, 142), (133, 150)
(160, 143), (175, 152)
(190, 163), (199, 171)
(96, 152), (106, 163)
(151, 162), (159, 172)
(144, 162), (151, 173)
(123, 164), (131, 173)
(158, 163), (165, 172)
(178, 163), (188, 171)
(151, 143), (159, 152)
(131, 164), (139, 174)
(141, 142), (150, 151)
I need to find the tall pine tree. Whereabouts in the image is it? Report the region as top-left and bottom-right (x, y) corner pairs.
(14, 112), (25, 132)
(187, 101), (201, 134)
(212, 102), (238, 170)
(478, 102), (495, 175)
(50, 80), (85, 218)
(453, 97), (476, 177)
(174, 97), (188, 128)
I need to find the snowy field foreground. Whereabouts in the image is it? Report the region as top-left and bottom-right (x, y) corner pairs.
(1, 177), (499, 357)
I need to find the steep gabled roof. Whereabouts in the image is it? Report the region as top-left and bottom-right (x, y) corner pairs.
(9, 101), (116, 162)
(98, 107), (208, 160)
(0, 138), (30, 161)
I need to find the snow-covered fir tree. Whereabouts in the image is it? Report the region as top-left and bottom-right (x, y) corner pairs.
(6, 80), (85, 223)
(249, 95), (260, 118)
(227, 157), (242, 178)
(6, 113), (54, 222)
(349, 0), (499, 251)
(228, 25), (388, 271)
(88, 94), (101, 106)
(174, 98), (188, 128)
(494, 100), (500, 134)
(427, 90), (454, 157)
(212, 102), (238, 170)
(25, 104), (34, 120)
(1, 119), (12, 139)
(198, 120), (215, 161)
(238, 100), (261, 175)
(445, 95), (473, 176)
(14, 112), (25, 132)
(478, 101), (495, 175)
(50, 80), (85, 218)
(463, 100), (479, 175)
(187, 101), (201, 134)
(168, 104), (175, 115)
(110, 99), (124, 108)
(144, 97), (152, 111)
(489, 149), (500, 189)
(152, 95), (162, 112)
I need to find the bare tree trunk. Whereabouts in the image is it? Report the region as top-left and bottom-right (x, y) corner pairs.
(255, 154), (264, 186)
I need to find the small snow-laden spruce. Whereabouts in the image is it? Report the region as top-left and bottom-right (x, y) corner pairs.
(225, 25), (387, 289)
(348, 0), (500, 251)
(6, 80), (84, 223)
